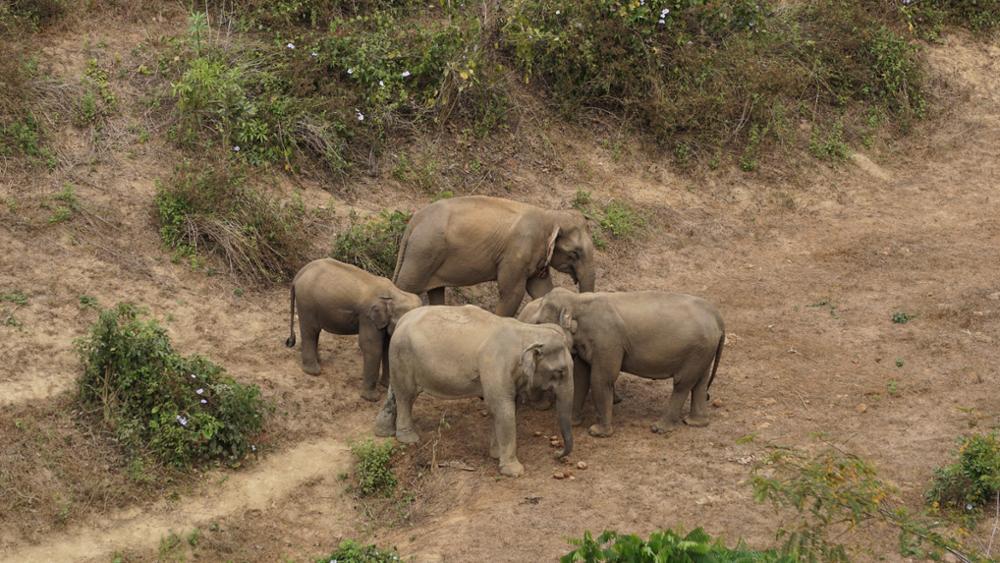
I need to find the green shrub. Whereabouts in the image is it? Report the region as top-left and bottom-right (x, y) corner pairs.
(331, 209), (410, 278)
(351, 438), (397, 497)
(155, 160), (309, 283)
(571, 190), (643, 248)
(562, 528), (791, 562)
(315, 539), (400, 563)
(928, 432), (1000, 514)
(903, 1), (1000, 35)
(76, 303), (266, 467)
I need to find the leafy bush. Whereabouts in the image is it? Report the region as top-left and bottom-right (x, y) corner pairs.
(928, 432), (1000, 514)
(155, 160), (309, 283)
(314, 539), (400, 563)
(351, 438), (397, 497)
(562, 528), (790, 562)
(76, 303), (267, 467)
(331, 209), (410, 278)
(571, 190), (643, 249)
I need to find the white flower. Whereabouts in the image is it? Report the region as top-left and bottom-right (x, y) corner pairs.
(356, 110), (365, 121)
(251, 445), (257, 452)
(347, 68), (354, 75)
(966, 503), (974, 511)
(177, 415), (188, 427)
(401, 70), (411, 78)
(200, 399), (208, 404)
(311, 51), (318, 57)
(555, 10), (560, 15)
(233, 145), (240, 152)
(379, 80), (385, 87)
(196, 388), (204, 395)
(658, 18), (665, 24)
(190, 374), (197, 379)
(286, 42), (295, 49)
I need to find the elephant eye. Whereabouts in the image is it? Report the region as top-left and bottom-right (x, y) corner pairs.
(569, 250), (580, 260)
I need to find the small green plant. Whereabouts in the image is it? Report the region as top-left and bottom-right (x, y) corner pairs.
(1, 290), (28, 306)
(561, 528), (791, 562)
(571, 190), (644, 246)
(887, 380), (900, 397)
(187, 527), (202, 547)
(895, 358), (904, 368)
(928, 432), (1000, 516)
(809, 122), (849, 161)
(79, 295), (99, 309)
(48, 184), (80, 224)
(315, 539), (400, 563)
(350, 438), (397, 497)
(76, 303), (267, 467)
(808, 298), (838, 318)
(331, 210), (411, 278)
(891, 311), (914, 324)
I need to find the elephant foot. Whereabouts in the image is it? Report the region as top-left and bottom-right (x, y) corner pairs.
(302, 363), (321, 376)
(588, 423), (614, 438)
(360, 387), (381, 402)
(374, 412), (396, 437)
(499, 460), (524, 478)
(651, 420), (681, 434)
(683, 415), (710, 428)
(396, 427), (420, 444)
(489, 444), (500, 459)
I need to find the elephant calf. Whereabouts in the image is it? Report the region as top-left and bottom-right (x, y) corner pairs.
(519, 288), (725, 437)
(285, 258), (422, 401)
(374, 305), (574, 477)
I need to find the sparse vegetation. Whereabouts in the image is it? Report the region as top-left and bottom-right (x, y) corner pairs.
(892, 311), (914, 324)
(155, 160), (310, 283)
(928, 432), (1000, 516)
(331, 209), (411, 278)
(562, 528), (790, 562)
(350, 438), (398, 498)
(315, 539), (400, 563)
(571, 190), (644, 249)
(76, 303), (267, 468)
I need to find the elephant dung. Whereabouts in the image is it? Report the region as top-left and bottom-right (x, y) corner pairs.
(553, 471), (566, 479)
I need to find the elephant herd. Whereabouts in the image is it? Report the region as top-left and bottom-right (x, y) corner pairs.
(285, 195), (725, 477)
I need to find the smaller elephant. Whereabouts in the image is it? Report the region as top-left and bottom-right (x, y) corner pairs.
(285, 258), (422, 401)
(518, 288), (724, 437)
(374, 305), (574, 477)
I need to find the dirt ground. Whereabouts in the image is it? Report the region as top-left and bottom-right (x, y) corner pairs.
(1, 15), (999, 563)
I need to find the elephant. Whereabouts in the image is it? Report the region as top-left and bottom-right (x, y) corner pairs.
(392, 196), (596, 317)
(518, 288), (725, 437)
(285, 258), (423, 401)
(373, 305), (574, 477)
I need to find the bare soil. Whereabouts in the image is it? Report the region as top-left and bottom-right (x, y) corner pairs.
(1, 16), (999, 563)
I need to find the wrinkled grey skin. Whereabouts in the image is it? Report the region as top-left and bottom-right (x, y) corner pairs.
(286, 258), (423, 401)
(518, 288), (725, 437)
(374, 305), (574, 477)
(392, 196), (596, 317)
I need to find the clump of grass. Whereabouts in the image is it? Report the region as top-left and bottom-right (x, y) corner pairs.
(314, 539), (400, 563)
(563, 528), (790, 562)
(903, 1), (1000, 36)
(331, 209), (410, 278)
(76, 303), (267, 467)
(928, 432), (1000, 515)
(350, 438), (397, 497)
(155, 159), (310, 283)
(891, 311), (914, 324)
(571, 190), (644, 249)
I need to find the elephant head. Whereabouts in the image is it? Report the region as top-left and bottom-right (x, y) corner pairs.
(518, 287), (579, 327)
(546, 210), (596, 293)
(368, 290), (423, 335)
(520, 325), (574, 458)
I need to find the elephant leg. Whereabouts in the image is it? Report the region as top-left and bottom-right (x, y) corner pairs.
(358, 322), (384, 402)
(393, 379), (420, 444)
(613, 383), (623, 404)
(525, 274), (554, 299)
(588, 353), (623, 437)
(685, 367), (712, 427)
(488, 417), (500, 459)
(427, 287), (446, 306)
(653, 370), (698, 434)
(374, 387), (397, 437)
(495, 266), (528, 317)
(379, 336), (390, 388)
(299, 318), (322, 376)
(491, 399), (523, 477)
(572, 357), (591, 426)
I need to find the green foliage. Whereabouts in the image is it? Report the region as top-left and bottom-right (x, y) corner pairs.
(572, 190), (643, 248)
(0, 114), (56, 167)
(48, 183), (80, 223)
(0, 0), (66, 34)
(155, 160), (309, 283)
(75, 303), (267, 467)
(891, 311), (913, 324)
(928, 432), (1000, 514)
(752, 448), (982, 562)
(1, 289), (28, 306)
(903, 0), (1000, 36)
(331, 209), (410, 278)
(350, 438), (397, 497)
(314, 539), (401, 563)
(561, 528), (791, 562)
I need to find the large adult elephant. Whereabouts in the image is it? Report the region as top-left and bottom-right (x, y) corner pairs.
(392, 196), (596, 317)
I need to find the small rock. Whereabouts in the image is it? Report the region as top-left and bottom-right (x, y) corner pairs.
(856, 403), (868, 414)
(711, 399), (723, 408)
(568, 475), (575, 480)
(553, 471), (566, 480)
(576, 461), (588, 470)
(480, 410), (489, 417)
(550, 435), (559, 441)
(534, 431), (542, 437)
(988, 292), (1000, 301)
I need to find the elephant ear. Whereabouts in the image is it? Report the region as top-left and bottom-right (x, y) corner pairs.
(520, 343), (544, 381)
(558, 307), (577, 334)
(544, 226), (559, 268)
(368, 297), (393, 329)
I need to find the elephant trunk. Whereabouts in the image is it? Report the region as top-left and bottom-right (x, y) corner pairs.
(555, 378), (574, 458)
(575, 262), (596, 293)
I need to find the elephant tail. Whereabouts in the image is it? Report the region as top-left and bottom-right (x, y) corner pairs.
(705, 332), (724, 401)
(285, 284), (297, 348)
(391, 217), (415, 284)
